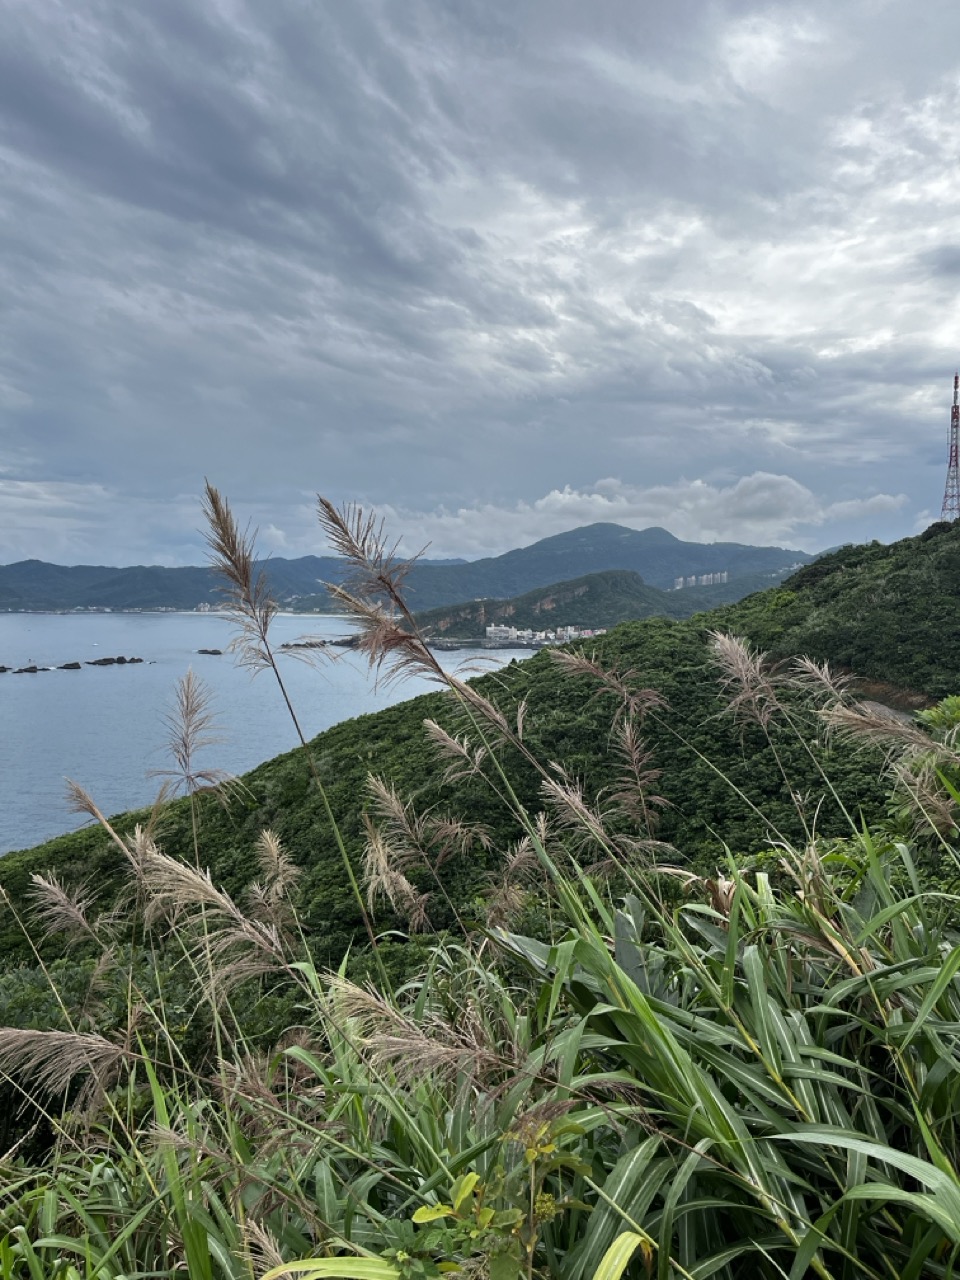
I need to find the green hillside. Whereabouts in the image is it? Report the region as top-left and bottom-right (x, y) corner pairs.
(414, 569), (690, 637)
(414, 566), (805, 639)
(6, 520), (959, 976)
(711, 520), (960, 698)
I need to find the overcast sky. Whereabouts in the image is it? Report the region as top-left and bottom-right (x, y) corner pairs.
(1, 0), (958, 565)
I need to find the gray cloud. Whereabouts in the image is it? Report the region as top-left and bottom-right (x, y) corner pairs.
(0, 0), (956, 564)
(918, 245), (960, 278)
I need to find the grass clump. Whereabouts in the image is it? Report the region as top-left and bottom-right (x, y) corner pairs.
(3, 491), (960, 1278)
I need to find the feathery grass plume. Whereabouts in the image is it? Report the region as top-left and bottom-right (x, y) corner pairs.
(485, 834), (545, 928)
(253, 824), (299, 885)
(364, 776), (425, 874)
(789, 654), (856, 703)
(485, 878), (529, 929)
(151, 668), (233, 799)
(149, 1121), (228, 1164)
(708, 630), (786, 728)
(363, 776), (488, 931)
(821, 700), (943, 759)
(428, 813), (493, 863)
(362, 815), (431, 930)
(890, 759), (960, 837)
(242, 1220), (290, 1280)
(253, 829), (301, 902)
(125, 825), (291, 993)
(605, 718), (670, 836)
(64, 779), (129, 852)
(219, 1039), (324, 1120)
(541, 772), (614, 859)
(0, 1029), (127, 1095)
(821, 702), (960, 834)
(28, 872), (99, 944)
(550, 648), (666, 728)
(366, 774), (491, 869)
(202, 480), (277, 673)
(317, 497), (418, 601)
(317, 496), (436, 688)
(246, 829), (302, 933)
(505, 1098), (580, 1149)
(326, 976), (506, 1087)
(318, 497), (532, 768)
(422, 718), (488, 783)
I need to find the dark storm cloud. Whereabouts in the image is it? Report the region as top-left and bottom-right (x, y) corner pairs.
(0, 0), (955, 562)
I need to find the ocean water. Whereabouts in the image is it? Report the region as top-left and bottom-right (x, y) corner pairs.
(0, 612), (528, 855)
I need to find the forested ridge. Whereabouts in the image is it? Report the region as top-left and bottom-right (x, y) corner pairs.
(411, 566), (795, 637)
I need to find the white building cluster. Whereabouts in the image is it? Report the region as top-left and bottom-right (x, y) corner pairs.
(672, 571), (728, 590)
(485, 624), (608, 645)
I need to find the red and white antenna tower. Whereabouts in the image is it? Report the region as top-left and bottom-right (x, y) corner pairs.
(942, 371), (960, 521)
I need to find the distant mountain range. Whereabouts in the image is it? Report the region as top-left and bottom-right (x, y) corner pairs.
(0, 523), (812, 613)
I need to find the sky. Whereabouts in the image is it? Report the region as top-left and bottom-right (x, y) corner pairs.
(1, 0), (959, 566)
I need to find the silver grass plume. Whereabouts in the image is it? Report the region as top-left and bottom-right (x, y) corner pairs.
(202, 481), (277, 673)
(366, 774), (490, 868)
(326, 976), (510, 1088)
(246, 831), (302, 933)
(254, 828), (300, 894)
(151, 669), (233, 798)
(789, 655), (856, 703)
(317, 498), (537, 767)
(605, 717), (670, 836)
(28, 873), (100, 944)
(550, 648), (666, 728)
(362, 815), (431, 931)
(204, 483), (383, 959)
(422, 718), (488, 784)
(541, 771), (613, 857)
(821, 702), (960, 835)
(124, 825), (291, 993)
(242, 1221), (290, 1280)
(485, 833), (545, 928)
(0, 1029), (127, 1095)
(708, 631), (786, 729)
(317, 497), (434, 689)
(820, 702), (943, 760)
(64, 780), (128, 849)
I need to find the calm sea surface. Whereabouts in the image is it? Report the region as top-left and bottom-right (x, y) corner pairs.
(0, 613), (529, 855)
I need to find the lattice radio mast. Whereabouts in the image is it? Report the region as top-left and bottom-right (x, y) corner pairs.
(942, 371), (960, 521)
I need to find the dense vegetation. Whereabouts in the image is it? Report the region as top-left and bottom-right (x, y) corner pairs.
(2, 501), (960, 1278)
(711, 519), (960, 699)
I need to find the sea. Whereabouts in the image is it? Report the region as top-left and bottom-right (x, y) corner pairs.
(0, 612), (530, 855)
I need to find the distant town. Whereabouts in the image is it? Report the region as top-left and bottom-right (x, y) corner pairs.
(483, 624), (607, 647)
(672, 571), (728, 589)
